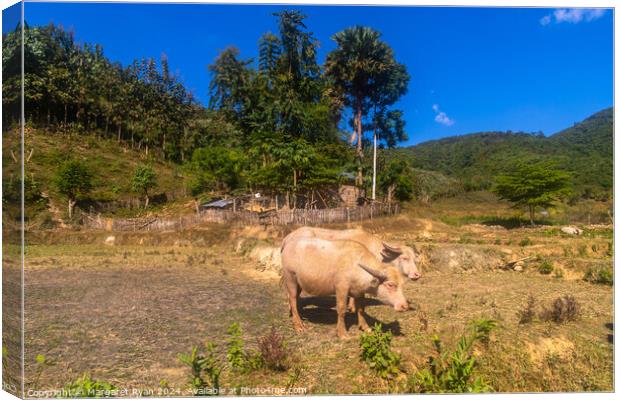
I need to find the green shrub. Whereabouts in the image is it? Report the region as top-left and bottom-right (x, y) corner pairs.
(519, 238), (533, 246)
(178, 341), (222, 395)
(359, 324), (401, 379)
(409, 319), (496, 393)
(584, 264), (613, 285)
(226, 323), (262, 372)
(538, 261), (554, 275)
(61, 374), (116, 397)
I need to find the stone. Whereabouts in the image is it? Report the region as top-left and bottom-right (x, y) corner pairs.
(104, 236), (116, 246)
(561, 226), (583, 235)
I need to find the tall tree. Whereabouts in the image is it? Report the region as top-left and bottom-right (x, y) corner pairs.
(325, 26), (409, 187)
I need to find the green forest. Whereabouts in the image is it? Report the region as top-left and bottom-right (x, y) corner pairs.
(394, 107), (613, 200)
(2, 10), (613, 220)
(3, 11), (414, 211)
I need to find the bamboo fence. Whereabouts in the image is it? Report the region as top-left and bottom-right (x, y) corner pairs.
(82, 204), (399, 231)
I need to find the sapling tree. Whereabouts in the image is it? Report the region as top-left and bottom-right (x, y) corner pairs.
(54, 160), (92, 219)
(131, 165), (158, 209)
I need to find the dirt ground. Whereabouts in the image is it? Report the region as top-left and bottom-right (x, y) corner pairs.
(18, 207), (614, 394)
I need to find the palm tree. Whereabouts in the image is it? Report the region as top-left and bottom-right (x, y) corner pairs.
(325, 26), (409, 189)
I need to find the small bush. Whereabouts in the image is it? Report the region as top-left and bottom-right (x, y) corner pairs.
(578, 245), (588, 257)
(538, 261), (554, 275)
(409, 319), (496, 393)
(584, 264), (613, 286)
(519, 238), (533, 246)
(178, 341), (222, 394)
(226, 323), (262, 373)
(539, 295), (580, 323)
(517, 295), (537, 324)
(257, 326), (287, 371)
(61, 373), (116, 397)
(360, 324), (401, 379)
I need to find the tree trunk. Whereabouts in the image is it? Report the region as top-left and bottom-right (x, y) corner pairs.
(372, 131), (377, 201)
(144, 195), (150, 209)
(529, 205), (535, 226)
(387, 184), (395, 205)
(68, 199), (77, 219)
(355, 105), (363, 188)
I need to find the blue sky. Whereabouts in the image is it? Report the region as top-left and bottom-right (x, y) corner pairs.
(5, 3), (614, 146)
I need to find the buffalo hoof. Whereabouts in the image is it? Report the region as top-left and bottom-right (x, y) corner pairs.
(338, 333), (351, 340)
(293, 323), (305, 333)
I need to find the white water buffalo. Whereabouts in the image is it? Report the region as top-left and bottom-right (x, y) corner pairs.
(281, 237), (409, 339)
(282, 227), (421, 280)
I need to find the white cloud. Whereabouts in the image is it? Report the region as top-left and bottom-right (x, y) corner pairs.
(539, 15), (551, 26)
(432, 104), (454, 126)
(541, 8), (606, 26)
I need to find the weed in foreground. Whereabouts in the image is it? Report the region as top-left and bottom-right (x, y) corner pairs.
(539, 295), (580, 323)
(60, 373), (117, 398)
(226, 323), (263, 372)
(178, 341), (222, 395)
(408, 319), (496, 393)
(360, 324), (401, 380)
(257, 325), (288, 371)
(583, 264), (613, 286)
(519, 238), (533, 247)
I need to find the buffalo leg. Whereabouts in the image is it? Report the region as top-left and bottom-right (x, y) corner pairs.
(355, 297), (370, 332)
(348, 296), (356, 313)
(335, 287), (349, 339)
(283, 270), (305, 332)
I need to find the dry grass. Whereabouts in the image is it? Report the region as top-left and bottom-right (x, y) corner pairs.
(16, 195), (614, 394)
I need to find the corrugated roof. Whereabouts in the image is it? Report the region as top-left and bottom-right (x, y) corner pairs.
(202, 199), (234, 208)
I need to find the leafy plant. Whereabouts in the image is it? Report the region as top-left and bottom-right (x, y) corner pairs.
(32, 354), (54, 388)
(257, 325), (287, 371)
(409, 319), (496, 393)
(519, 237), (533, 246)
(359, 324), (401, 379)
(178, 341), (222, 395)
(538, 261), (554, 275)
(61, 374), (116, 398)
(226, 322), (262, 373)
(584, 264), (613, 285)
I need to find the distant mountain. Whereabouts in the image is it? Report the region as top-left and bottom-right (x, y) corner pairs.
(392, 107), (613, 198)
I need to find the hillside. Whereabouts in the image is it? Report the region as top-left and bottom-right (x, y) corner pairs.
(393, 108), (613, 197)
(2, 128), (189, 225)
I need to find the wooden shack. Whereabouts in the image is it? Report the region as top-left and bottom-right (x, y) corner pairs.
(337, 172), (365, 207)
